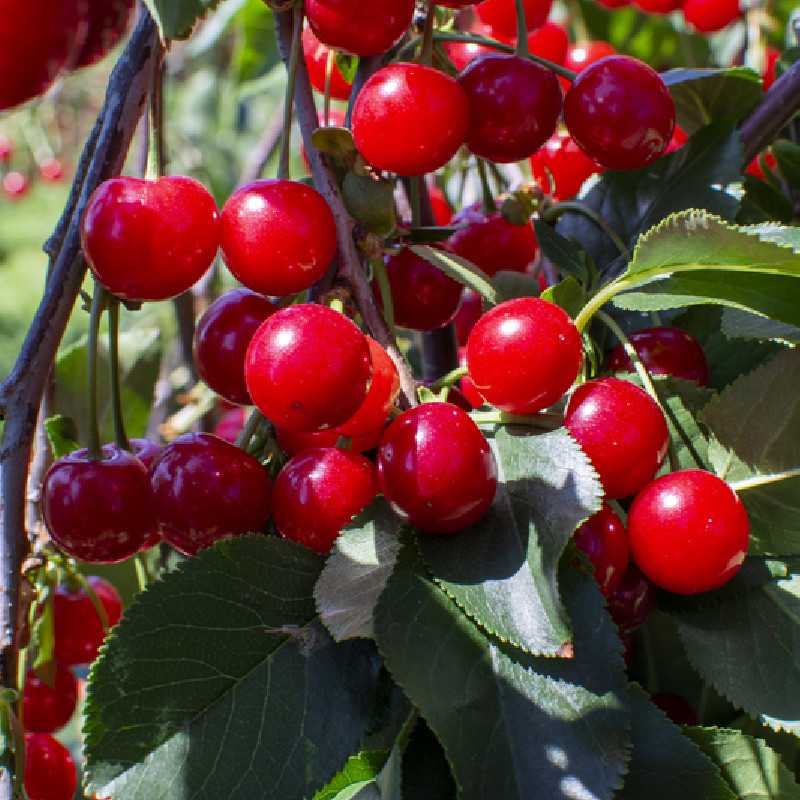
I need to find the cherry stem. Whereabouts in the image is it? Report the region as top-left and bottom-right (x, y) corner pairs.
(372, 258), (397, 337)
(146, 55), (166, 180)
(476, 158), (497, 214)
(420, 4), (436, 66)
(278, 3), (304, 181)
(133, 555), (148, 593)
(323, 49), (334, 127)
(729, 467), (800, 493)
(514, 0), (529, 57)
(410, 176), (422, 228)
(543, 203), (630, 261)
(470, 409), (562, 428)
(107, 298), (131, 451)
(86, 284), (107, 461)
(236, 408), (267, 451)
(430, 365), (468, 390)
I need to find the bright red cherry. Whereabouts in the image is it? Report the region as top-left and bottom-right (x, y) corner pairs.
(213, 406), (248, 443)
(607, 565), (656, 633)
(665, 125), (689, 154)
(565, 378), (669, 500)
(378, 403), (497, 534)
(573, 504), (630, 596)
(246, 304), (372, 431)
(76, 0), (135, 68)
(466, 297), (583, 414)
(0, 134), (12, 162)
(374, 247), (463, 331)
(606, 326), (709, 385)
(682, 0), (739, 31)
(306, 0), (414, 56)
(428, 182), (452, 226)
(763, 47), (779, 90)
(459, 54), (562, 163)
(628, 470), (749, 595)
(302, 26), (352, 100)
(477, 0), (553, 41)
(746, 150), (778, 181)
(3, 171), (29, 199)
(81, 176), (220, 302)
(24, 733), (77, 800)
(633, 0), (683, 11)
(39, 157), (65, 182)
(53, 576), (123, 666)
(454, 289), (483, 345)
(651, 693), (699, 725)
(42, 445), (157, 563)
(273, 448), (378, 554)
(564, 41), (617, 74)
(448, 207), (538, 275)
(23, 665), (78, 733)
(564, 55), (675, 171)
(220, 179), (337, 297)
(445, 34), (493, 72)
(530, 130), (603, 200)
(527, 22), (569, 65)
(352, 63), (469, 176)
(458, 347), (486, 408)
(276, 425), (383, 456)
(194, 289), (276, 405)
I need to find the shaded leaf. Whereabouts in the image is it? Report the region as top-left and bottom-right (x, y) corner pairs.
(143, 0), (225, 39)
(491, 270), (540, 301)
(43, 415), (81, 458)
(541, 276), (587, 319)
(534, 220), (592, 285)
(721, 309), (800, 343)
(738, 175), (794, 225)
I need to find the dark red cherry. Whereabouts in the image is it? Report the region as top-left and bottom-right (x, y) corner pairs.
(573, 504), (630, 596)
(220, 179), (337, 297)
(129, 437), (162, 470)
(352, 63), (469, 176)
(273, 448), (378, 554)
(466, 297), (583, 414)
(53, 576), (123, 666)
(76, 0), (135, 68)
(151, 433), (272, 556)
(633, 0), (683, 12)
(213, 406), (248, 443)
(23, 665), (78, 733)
(194, 288), (276, 405)
(306, 0), (415, 56)
(378, 403), (498, 533)
(276, 425), (384, 456)
(448, 208), (538, 275)
(565, 378), (669, 500)
(459, 54), (562, 163)
(628, 470), (749, 595)
(374, 247), (463, 331)
(682, 0), (739, 31)
(565, 56), (675, 170)
(246, 304), (372, 431)
(651, 693), (699, 726)
(477, 0), (553, 41)
(564, 40), (616, 74)
(606, 565), (656, 633)
(530, 130), (603, 200)
(606, 326), (709, 385)
(302, 26), (352, 100)
(81, 176), (220, 302)
(24, 733), (77, 800)
(454, 289), (483, 345)
(42, 445), (157, 563)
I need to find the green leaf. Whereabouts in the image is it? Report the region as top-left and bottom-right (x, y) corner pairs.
(231, 0), (278, 83)
(314, 501), (403, 642)
(490, 270), (540, 301)
(534, 220), (592, 285)
(400, 721), (456, 800)
(314, 752), (388, 800)
(142, 0), (225, 39)
(773, 140), (800, 189)
(335, 53), (359, 84)
(541, 276), (587, 319)
(85, 537), (381, 800)
(43, 415), (81, 458)
(721, 309), (800, 343)
(663, 67), (763, 135)
(410, 245), (499, 305)
(686, 727), (800, 799)
(419, 428), (602, 656)
(738, 175), (794, 225)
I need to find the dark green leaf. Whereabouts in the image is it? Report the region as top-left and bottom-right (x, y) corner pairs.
(773, 140), (800, 189)
(490, 270), (540, 301)
(411, 245), (499, 305)
(721, 309), (800, 343)
(534, 220), (592, 285)
(142, 0), (224, 39)
(43, 415), (81, 458)
(401, 720), (456, 800)
(738, 175), (794, 225)
(541, 276), (587, 319)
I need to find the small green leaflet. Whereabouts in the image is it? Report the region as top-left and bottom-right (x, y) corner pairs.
(142, 0), (226, 39)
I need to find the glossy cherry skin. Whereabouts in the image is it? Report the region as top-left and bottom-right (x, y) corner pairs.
(606, 326), (710, 385)
(565, 56), (675, 171)
(448, 208), (538, 275)
(467, 297), (583, 414)
(276, 425), (383, 456)
(606, 565), (657, 633)
(43, 445), (157, 563)
(446, 35), (493, 72)
(378, 403), (498, 534)
(53, 576), (123, 666)
(273, 448), (378, 554)
(628, 470), (749, 595)
(651, 693), (699, 725)
(306, 0), (414, 56)
(633, 0), (683, 12)
(151, 433), (272, 556)
(352, 63), (469, 176)
(213, 406), (248, 443)
(302, 26), (352, 100)
(374, 248), (463, 331)
(129, 437), (162, 470)
(76, 0), (135, 68)
(459, 54), (562, 163)
(337, 338), (400, 436)
(682, 0), (739, 31)
(565, 378), (669, 500)
(246, 304), (372, 432)
(428, 183), (452, 226)
(454, 289), (483, 345)
(564, 41), (617, 74)
(477, 0), (553, 40)
(194, 288), (276, 405)
(24, 733), (77, 800)
(530, 131), (603, 200)
(220, 179), (337, 297)
(458, 347), (486, 409)
(527, 22), (569, 65)
(81, 176), (220, 302)
(574, 504), (630, 596)
(23, 665), (79, 733)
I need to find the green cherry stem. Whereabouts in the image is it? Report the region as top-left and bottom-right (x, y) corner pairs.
(476, 158), (497, 214)
(470, 409), (562, 428)
(514, 0), (529, 57)
(278, 3), (304, 181)
(431, 365), (468, 390)
(86, 283), (107, 461)
(542, 202), (631, 261)
(729, 467), (800, 492)
(372, 257), (397, 337)
(420, 4), (436, 66)
(107, 298), (131, 451)
(236, 408), (267, 451)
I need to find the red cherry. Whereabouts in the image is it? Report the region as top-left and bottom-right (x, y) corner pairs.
(746, 150), (777, 181)
(213, 406), (248, 443)
(39, 158), (65, 182)
(276, 425), (383, 456)
(428, 183), (452, 226)
(454, 288), (483, 345)
(763, 47), (779, 90)
(651, 693), (699, 725)
(302, 26), (352, 100)
(565, 378), (669, 500)
(665, 125), (689, 154)
(220, 179), (337, 297)
(564, 55), (675, 170)
(127, 438), (160, 469)
(151, 433), (272, 556)
(527, 22), (569, 65)
(530, 130), (603, 200)
(573, 504), (630, 596)
(628, 470), (749, 595)
(606, 326), (709, 385)
(633, 0), (683, 10)
(607, 565), (656, 632)
(246, 304), (372, 431)
(445, 33), (493, 72)
(23, 665), (78, 733)
(337, 338), (400, 436)
(54, 576), (123, 666)
(352, 63), (469, 176)
(682, 0), (739, 31)
(374, 247), (463, 331)
(75, 0), (135, 68)
(378, 403), (498, 534)
(0, 134), (13, 162)
(459, 54), (562, 163)
(273, 448), (378, 554)
(81, 176), (220, 302)
(24, 733), (77, 800)
(3, 171), (29, 199)
(306, 0), (414, 56)
(564, 41), (617, 73)
(43, 445), (157, 563)
(448, 207), (538, 275)
(458, 347), (486, 408)
(477, 0), (553, 41)
(466, 297), (583, 414)
(194, 289), (276, 405)
(594, 0), (629, 8)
